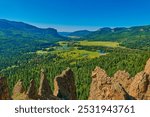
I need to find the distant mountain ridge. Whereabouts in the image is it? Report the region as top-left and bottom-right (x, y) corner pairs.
(0, 19), (63, 40)
(83, 25), (150, 50)
(59, 30), (92, 37)
(68, 30), (92, 37)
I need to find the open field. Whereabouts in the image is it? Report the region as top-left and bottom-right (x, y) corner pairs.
(78, 41), (120, 47)
(53, 49), (100, 60)
(36, 40), (113, 60)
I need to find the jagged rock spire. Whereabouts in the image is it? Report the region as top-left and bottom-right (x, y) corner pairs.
(12, 79), (27, 100)
(0, 77), (11, 100)
(54, 68), (77, 100)
(88, 67), (132, 100)
(12, 79), (24, 95)
(26, 79), (37, 99)
(38, 69), (53, 99)
(144, 58), (150, 75)
(89, 57), (150, 100)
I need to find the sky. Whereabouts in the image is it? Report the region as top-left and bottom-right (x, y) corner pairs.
(0, 0), (150, 32)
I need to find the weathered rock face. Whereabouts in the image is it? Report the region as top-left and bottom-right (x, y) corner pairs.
(113, 70), (132, 91)
(88, 67), (132, 100)
(12, 79), (27, 100)
(128, 59), (150, 100)
(26, 79), (37, 99)
(129, 72), (150, 100)
(89, 58), (150, 100)
(144, 85), (150, 99)
(144, 58), (150, 75)
(54, 68), (77, 100)
(11, 70), (59, 100)
(13, 79), (24, 95)
(38, 69), (53, 99)
(0, 77), (11, 100)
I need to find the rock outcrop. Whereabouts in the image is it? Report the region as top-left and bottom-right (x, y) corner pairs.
(88, 67), (132, 100)
(113, 70), (132, 91)
(129, 72), (150, 100)
(26, 79), (37, 99)
(38, 69), (59, 100)
(11, 69), (59, 100)
(12, 79), (28, 100)
(89, 58), (150, 100)
(38, 69), (53, 99)
(0, 77), (11, 100)
(144, 58), (150, 75)
(54, 68), (77, 100)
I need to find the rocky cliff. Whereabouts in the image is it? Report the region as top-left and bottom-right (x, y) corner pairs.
(0, 58), (150, 100)
(89, 58), (150, 100)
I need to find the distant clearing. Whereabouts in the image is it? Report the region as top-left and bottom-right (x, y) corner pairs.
(78, 41), (120, 47)
(54, 49), (100, 59)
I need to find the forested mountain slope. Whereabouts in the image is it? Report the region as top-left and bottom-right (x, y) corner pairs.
(0, 19), (65, 54)
(0, 19), (66, 70)
(84, 26), (150, 50)
(68, 30), (92, 37)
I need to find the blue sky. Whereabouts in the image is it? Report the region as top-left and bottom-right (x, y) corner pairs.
(0, 0), (150, 31)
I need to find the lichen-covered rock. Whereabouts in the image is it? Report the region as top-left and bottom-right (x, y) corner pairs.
(0, 77), (11, 100)
(54, 68), (77, 100)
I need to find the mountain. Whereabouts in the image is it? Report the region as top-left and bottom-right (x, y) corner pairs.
(0, 19), (66, 70)
(58, 32), (71, 36)
(0, 19), (66, 55)
(68, 30), (92, 37)
(84, 25), (150, 50)
(0, 19), (63, 40)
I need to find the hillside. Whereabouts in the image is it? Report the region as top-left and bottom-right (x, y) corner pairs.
(84, 26), (150, 50)
(0, 19), (66, 70)
(59, 30), (92, 38)
(68, 30), (92, 37)
(0, 19), (150, 100)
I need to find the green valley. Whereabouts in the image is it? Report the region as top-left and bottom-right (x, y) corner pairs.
(0, 19), (150, 100)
